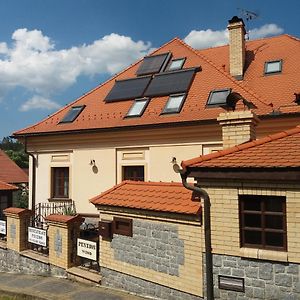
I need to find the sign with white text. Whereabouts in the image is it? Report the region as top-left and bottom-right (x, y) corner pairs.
(28, 227), (47, 247)
(0, 220), (6, 235)
(77, 238), (97, 261)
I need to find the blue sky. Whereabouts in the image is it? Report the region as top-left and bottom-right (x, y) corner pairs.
(0, 0), (299, 140)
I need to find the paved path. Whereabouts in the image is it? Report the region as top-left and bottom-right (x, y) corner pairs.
(0, 272), (145, 300)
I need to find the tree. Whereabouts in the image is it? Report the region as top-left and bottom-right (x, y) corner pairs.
(0, 137), (29, 168)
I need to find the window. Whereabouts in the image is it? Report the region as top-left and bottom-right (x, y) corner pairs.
(60, 105), (85, 123)
(167, 58), (186, 71)
(264, 60), (282, 75)
(206, 89), (231, 106)
(51, 167), (69, 198)
(239, 195), (286, 251)
(122, 166), (144, 181)
(126, 98), (149, 117)
(162, 94), (186, 114)
(113, 217), (132, 236)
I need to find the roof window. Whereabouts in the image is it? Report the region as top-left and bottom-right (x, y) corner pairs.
(136, 53), (171, 76)
(126, 98), (149, 117)
(167, 58), (186, 71)
(206, 89), (231, 107)
(162, 94), (186, 114)
(59, 105), (85, 123)
(264, 60), (282, 75)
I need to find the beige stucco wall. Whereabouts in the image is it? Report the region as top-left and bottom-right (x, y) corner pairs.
(99, 209), (203, 297)
(199, 181), (300, 263)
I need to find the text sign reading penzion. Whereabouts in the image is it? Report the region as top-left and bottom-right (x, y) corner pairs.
(28, 227), (47, 247)
(0, 220), (6, 235)
(77, 238), (97, 261)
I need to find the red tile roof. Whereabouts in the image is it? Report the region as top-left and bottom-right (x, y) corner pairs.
(181, 125), (300, 168)
(90, 181), (201, 216)
(0, 181), (18, 191)
(45, 214), (84, 224)
(0, 150), (28, 183)
(13, 34), (299, 137)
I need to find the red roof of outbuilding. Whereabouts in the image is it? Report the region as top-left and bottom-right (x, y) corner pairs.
(182, 125), (300, 168)
(0, 181), (18, 191)
(0, 150), (28, 184)
(13, 34), (300, 137)
(90, 180), (201, 216)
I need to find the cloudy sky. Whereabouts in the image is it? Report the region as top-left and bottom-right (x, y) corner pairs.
(0, 0), (299, 139)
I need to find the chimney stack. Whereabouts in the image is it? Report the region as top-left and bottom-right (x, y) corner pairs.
(227, 16), (246, 80)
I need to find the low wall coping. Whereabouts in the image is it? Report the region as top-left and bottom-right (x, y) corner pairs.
(3, 207), (33, 216)
(45, 214), (84, 224)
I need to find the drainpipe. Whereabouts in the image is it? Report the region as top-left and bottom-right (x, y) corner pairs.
(175, 165), (214, 300)
(24, 136), (36, 213)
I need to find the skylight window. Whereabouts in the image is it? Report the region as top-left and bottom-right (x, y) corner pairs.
(206, 89), (231, 107)
(264, 60), (282, 75)
(59, 105), (85, 123)
(167, 58), (186, 71)
(126, 98), (149, 117)
(162, 94), (186, 114)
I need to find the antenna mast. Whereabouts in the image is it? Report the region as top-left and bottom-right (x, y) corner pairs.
(237, 8), (259, 40)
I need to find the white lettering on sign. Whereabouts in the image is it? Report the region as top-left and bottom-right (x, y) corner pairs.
(28, 227), (47, 247)
(77, 238), (97, 261)
(0, 220), (6, 235)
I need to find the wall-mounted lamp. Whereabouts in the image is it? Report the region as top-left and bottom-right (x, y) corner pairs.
(90, 159), (96, 166)
(171, 157), (177, 164)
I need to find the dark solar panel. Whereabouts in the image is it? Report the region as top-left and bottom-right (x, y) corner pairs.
(136, 53), (171, 76)
(59, 105), (85, 123)
(105, 76), (152, 102)
(144, 68), (198, 98)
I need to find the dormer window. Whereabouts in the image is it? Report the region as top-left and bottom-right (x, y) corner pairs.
(167, 58), (186, 71)
(264, 60), (282, 75)
(59, 105), (85, 123)
(126, 98), (149, 118)
(162, 94), (186, 114)
(206, 89), (231, 107)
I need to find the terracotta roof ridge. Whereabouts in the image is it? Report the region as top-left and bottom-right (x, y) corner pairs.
(284, 33), (300, 43)
(123, 180), (183, 187)
(177, 38), (271, 108)
(13, 38), (186, 136)
(181, 124), (300, 168)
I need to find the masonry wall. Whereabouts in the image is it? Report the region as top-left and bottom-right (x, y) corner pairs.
(99, 209), (203, 299)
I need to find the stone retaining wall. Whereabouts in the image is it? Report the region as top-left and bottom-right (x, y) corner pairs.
(212, 254), (300, 300)
(0, 247), (66, 278)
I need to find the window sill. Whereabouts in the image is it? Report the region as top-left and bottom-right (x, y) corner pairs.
(21, 249), (49, 264)
(240, 247), (288, 262)
(48, 198), (72, 202)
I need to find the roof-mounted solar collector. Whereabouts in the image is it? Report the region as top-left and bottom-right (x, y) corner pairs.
(105, 76), (152, 102)
(136, 53), (171, 76)
(144, 67), (200, 98)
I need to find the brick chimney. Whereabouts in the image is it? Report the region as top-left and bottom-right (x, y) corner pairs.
(227, 16), (246, 80)
(217, 108), (260, 149)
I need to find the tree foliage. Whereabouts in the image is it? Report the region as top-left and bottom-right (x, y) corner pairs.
(0, 137), (29, 168)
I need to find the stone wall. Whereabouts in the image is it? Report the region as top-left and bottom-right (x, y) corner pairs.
(101, 267), (202, 300)
(212, 254), (300, 300)
(0, 248), (66, 277)
(111, 219), (184, 276)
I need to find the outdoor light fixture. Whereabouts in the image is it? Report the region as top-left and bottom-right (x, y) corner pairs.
(90, 159), (96, 166)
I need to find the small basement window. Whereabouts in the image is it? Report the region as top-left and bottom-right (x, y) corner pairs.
(122, 166), (144, 181)
(264, 60), (282, 75)
(162, 94), (186, 114)
(206, 89), (231, 107)
(113, 217), (132, 236)
(59, 105), (85, 123)
(126, 98), (149, 117)
(167, 58), (186, 71)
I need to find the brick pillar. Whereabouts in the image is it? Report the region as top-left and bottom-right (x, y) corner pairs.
(46, 214), (84, 269)
(217, 110), (260, 149)
(4, 207), (33, 252)
(227, 16), (246, 80)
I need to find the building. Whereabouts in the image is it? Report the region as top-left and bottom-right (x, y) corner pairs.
(13, 16), (300, 218)
(0, 150), (28, 217)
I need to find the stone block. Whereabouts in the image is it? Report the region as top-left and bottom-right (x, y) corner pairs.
(275, 264), (286, 273)
(245, 267), (258, 279)
(275, 274), (293, 287)
(287, 264), (299, 274)
(253, 287), (264, 299)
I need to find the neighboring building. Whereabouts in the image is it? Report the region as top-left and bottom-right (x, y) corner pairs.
(13, 17), (300, 216)
(0, 150), (28, 217)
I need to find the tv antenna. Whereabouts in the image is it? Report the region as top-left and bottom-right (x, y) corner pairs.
(237, 8), (260, 40)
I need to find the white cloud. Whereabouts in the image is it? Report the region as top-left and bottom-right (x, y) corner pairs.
(20, 95), (60, 112)
(0, 28), (152, 110)
(184, 24), (284, 49)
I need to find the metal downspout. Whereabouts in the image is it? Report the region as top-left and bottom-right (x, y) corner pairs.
(180, 172), (214, 300)
(24, 137), (36, 213)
